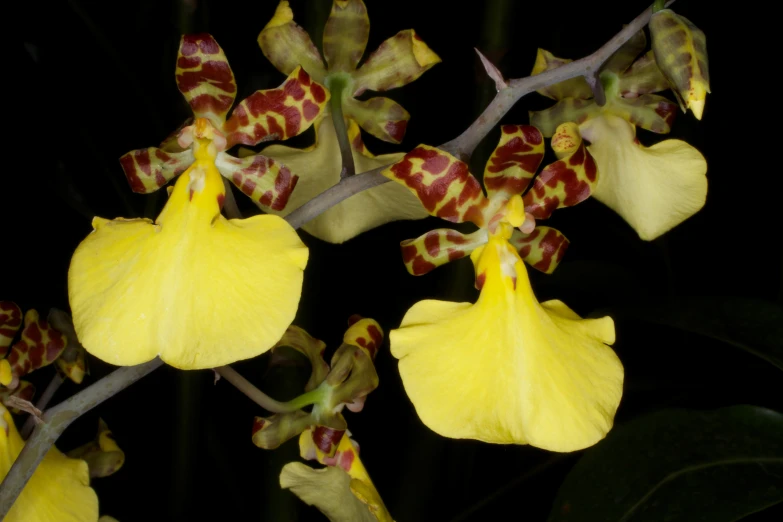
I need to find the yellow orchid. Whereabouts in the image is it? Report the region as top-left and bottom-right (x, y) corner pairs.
(0, 404), (99, 522)
(529, 32), (708, 240)
(254, 0), (441, 243)
(392, 230), (622, 452)
(382, 129), (622, 451)
(68, 119), (308, 369)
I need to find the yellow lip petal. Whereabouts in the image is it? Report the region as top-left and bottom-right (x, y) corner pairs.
(260, 114), (428, 243)
(1, 405), (99, 522)
(391, 235), (623, 452)
(69, 148), (308, 369)
(580, 114), (708, 241)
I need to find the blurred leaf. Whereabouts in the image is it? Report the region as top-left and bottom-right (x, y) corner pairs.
(549, 406), (783, 522)
(610, 297), (783, 371)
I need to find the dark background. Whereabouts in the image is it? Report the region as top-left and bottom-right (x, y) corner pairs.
(10, 0), (782, 520)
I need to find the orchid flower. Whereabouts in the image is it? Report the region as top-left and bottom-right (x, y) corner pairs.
(255, 0), (442, 243)
(529, 32), (708, 240)
(382, 127), (623, 451)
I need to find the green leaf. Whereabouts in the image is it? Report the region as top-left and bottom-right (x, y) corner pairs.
(549, 406), (783, 522)
(611, 297), (783, 372)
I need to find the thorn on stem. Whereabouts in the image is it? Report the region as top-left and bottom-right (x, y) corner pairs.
(475, 48), (507, 92)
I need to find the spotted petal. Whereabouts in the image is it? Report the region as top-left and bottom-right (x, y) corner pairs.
(580, 114), (707, 240)
(273, 325), (329, 392)
(119, 148), (194, 194)
(258, 1), (327, 81)
(342, 96), (409, 144)
(650, 9), (710, 119)
(215, 152), (298, 212)
(224, 66), (328, 148)
(530, 49), (592, 101)
(383, 145), (488, 226)
(0, 302), (22, 358)
(529, 98), (598, 137)
(352, 29), (441, 94)
(523, 123), (598, 220)
(510, 226), (569, 274)
(618, 51), (670, 97)
(323, 0), (369, 73)
(601, 30), (646, 75)
(483, 125), (544, 200)
(6, 309), (66, 380)
(609, 93), (677, 134)
(399, 228), (488, 276)
(343, 317), (383, 360)
(175, 34), (237, 127)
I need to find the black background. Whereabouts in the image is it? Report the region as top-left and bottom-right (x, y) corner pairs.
(10, 0), (782, 520)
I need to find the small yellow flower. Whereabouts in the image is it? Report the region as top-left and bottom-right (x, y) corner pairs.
(392, 230), (623, 452)
(0, 404), (99, 522)
(68, 120), (308, 369)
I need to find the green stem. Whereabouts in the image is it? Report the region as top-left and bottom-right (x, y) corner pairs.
(325, 75), (356, 179)
(214, 365), (321, 413)
(652, 0), (666, 13)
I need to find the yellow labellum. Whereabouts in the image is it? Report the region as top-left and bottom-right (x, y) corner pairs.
(580, 114), (708, 241)
(391, 234), (623, 452)
(68, 140), (308, 369)
(1, 404), (98, 522)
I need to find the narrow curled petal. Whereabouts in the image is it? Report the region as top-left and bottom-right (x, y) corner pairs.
(608, 93), (677, 134)
(601, 30), (646, 75)
(215, 152), (298, 211)
(510, 226), (569, 274)
(400, 228), (488, 276)
(353, 29), (441, 94)
(0, 380), (35, 410)
(343, 318), (383, 360)
(1, 404), (99, 522)
(224, 66), (328, 148)
(530, 49), (592, 100)
(67, 419), (125, 478)
(383, 145), (488, 226)
(618, 51), (670, 97)
(391, 236), (622, 451)
(0, 301), (22, 357)
(119, 148), (194, 194)
(523, 123), (598, 219)
(273, 325), (329, 392)
(580, 115), (707, 240)
(483, 125), (544, 200)
(69, 153), (308, 369)
(280, 463), (378, 522)
(175, 34), (237, 126)
(48, 309), (87, 385)
(258, 1), (327, 81)
(323, 0), (369, 72)
(529, 98), (598, 137)
(650, 9), (710, 119)
(7, 309), (67, 379)
(259, 115), (428, 243)
(342, 96), (409, 144)
(252, 411), (313, 449)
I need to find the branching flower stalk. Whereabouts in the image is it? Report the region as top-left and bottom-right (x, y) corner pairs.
(0, 0), (676, 516)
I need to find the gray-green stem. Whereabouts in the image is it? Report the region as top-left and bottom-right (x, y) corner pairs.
(0, 358), (163, 517)
(214, 365), (322, 413)
(284, 0), (676, 230)
(325, 74), (356, 179)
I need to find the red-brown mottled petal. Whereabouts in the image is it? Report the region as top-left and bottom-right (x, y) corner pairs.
(6, 309), (67, 379)
(510, 226), (570, 274)
(119, 147), (194, 194)
(176, 34), (237, 125)
(0, 301), (22, 358)
(215, 152), (299, 212)
(382, 145), (488, 226)
(484, 125), (544, 199)
(400, 228), (488, 276)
